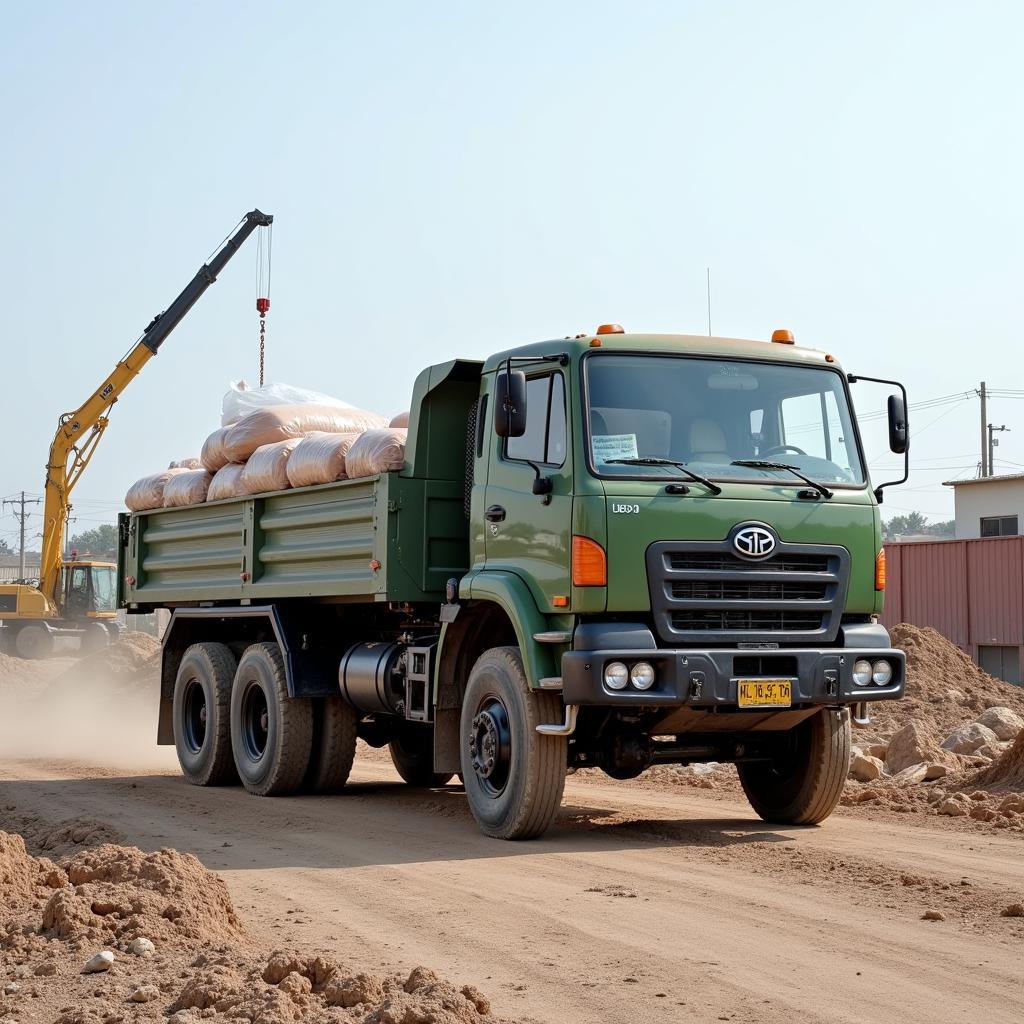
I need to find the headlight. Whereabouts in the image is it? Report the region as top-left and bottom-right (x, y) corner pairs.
(852, 659), (873, 686)
(872, 659), (893, 685)
(604, 661), (629, 690)
(630, 662), (656, 690)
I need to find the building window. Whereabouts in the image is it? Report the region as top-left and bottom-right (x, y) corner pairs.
(980, 515), (1018, 537)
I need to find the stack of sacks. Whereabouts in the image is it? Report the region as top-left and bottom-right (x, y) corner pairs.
(208, 464), (247, 501)
(217, 403), (386, 464)
(125, 468), (190, 511)
(163, 470), (213, 507)
(345, 428), (408, 478)
(241, 439), (301, 493)
(125, 382), (403, 511)
(285, 432), (358, 487)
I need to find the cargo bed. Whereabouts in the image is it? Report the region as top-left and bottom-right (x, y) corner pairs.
(119, 472), (469, 609)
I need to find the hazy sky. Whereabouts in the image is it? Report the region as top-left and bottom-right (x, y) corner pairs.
(2, 1), (1022, 548)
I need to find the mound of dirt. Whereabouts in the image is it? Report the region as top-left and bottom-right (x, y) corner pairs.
(869, 624), (1024, 739)
(975, 731), (1024, 792)
(0, 830), (514, 1024)
(48, 631), (160, 697)
(0, 808), (124, 856)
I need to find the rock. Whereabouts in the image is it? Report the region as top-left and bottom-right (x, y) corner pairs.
(1000, 903), (1024, 918)
(277, 972), (312, 1004)
(33, 963), (57, 977)
(975, 706), (1024, 741)
(3, 983), (19, 995)
(850, 753), (884, 781)
(921, 910), (946, 921)
(924, 763), (947, 780)
(941, 722), (999, 755)
(886, 723), (945, 773)
(323, 973), (384, 1008)
(891, 763), (928, 786)
(129, 986), (160, 1004)
(938, 797), (969, 816)
(404, 966), (440, 993)
(462, 985), (491, 1015)
(867, 743), (889, 760)
(851, 788), (881, 803)
(998, 794), (1024, 814)
(81, 951), (114, 974)
(128, 938), (155, 957)
(976, 742), (1007, 760)
(970, 805), (997, 822)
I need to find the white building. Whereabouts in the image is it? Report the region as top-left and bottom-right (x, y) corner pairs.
(944, 473), (1024, 539)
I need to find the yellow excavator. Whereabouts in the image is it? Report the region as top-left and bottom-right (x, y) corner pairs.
(0, 209), (273, 658)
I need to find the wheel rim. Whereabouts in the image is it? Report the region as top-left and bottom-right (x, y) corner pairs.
(181, 677), (207, 754)
(240, 679), (270, 762)
(468, 696), (512, 797)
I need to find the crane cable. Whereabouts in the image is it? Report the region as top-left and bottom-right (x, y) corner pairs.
(255, 223), (273, 386)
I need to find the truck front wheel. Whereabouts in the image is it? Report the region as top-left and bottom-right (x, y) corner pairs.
(389, 723), (454, 787)
(173, 643), (238, 787)
(460, 646), (567, 840)
(231, 643), (313, 797)
(737, 708), (851, 825)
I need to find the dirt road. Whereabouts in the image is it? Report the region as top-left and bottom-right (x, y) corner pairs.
(2, 755), (1021, 1024)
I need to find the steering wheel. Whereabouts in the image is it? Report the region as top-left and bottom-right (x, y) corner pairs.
(761, 443), (807, 457)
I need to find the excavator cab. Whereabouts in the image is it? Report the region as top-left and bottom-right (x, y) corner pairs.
(60, 562), (118, 620)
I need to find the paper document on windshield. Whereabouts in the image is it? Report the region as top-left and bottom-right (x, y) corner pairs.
(592, 434), (639, 464)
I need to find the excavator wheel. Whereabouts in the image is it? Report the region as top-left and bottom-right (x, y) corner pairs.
(14, 625), (54, 660)
(80, 623), (111, 655)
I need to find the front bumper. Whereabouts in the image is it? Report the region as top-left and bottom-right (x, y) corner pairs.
(561, 646), (905, 708)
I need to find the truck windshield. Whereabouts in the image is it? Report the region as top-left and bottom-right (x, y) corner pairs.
(90, 566), (117, 612)
(585, 354), (865, 486)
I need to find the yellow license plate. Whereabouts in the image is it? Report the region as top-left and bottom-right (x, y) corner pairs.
(737, 679), (792, 708)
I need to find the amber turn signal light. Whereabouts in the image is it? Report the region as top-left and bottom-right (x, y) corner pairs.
(572, 535), (607, 587)
(596, 324), (625, 335)
(875, 548), (886, 591)
(771, 329), (795, 344)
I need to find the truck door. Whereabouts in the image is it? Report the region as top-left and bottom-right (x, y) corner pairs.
(483, 367), (573, 611)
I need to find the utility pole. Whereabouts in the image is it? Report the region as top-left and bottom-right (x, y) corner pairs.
(978, 381), (988, 476)
(988, 423), (1010, 477)
(2, 491), (42, 581)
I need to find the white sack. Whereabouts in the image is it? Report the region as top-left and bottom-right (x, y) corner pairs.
(162, 469), (213, 507)
(223, 404), (387, 464)
(241, 439), (302, 494)
(285, 432), (358, 488)
(221, 380), (356, 426)
(389, 411), (409, 428)
(345, 428), (408, 479)
(201, 427), (233, 472)
(207, 464), (248, 502)
(125, 468), (189, 511)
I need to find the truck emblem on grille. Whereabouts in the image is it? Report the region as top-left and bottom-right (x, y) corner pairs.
(733, 525), (776, 559)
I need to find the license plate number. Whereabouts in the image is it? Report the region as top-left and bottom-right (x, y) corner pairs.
(737, 679), (792, 708)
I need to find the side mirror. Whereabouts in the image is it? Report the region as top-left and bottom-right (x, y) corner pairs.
(887, 394), (908, 454)
(494, 370), (527, 438)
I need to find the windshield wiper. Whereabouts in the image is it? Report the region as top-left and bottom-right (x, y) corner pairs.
(606, 457), (723, 495)
(730, 460), (834, 500)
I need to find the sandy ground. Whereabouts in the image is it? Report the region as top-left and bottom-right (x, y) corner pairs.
(1, 752), (1021, 1024)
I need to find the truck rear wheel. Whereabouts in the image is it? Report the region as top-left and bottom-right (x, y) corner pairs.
(231, 642), (312, 797)
(304, 696), (358, 793)
(460, 646), (567, 840)
(173, 643), (238, 787)
(738, 708), (851, 825)
(389, 724), (454, 787)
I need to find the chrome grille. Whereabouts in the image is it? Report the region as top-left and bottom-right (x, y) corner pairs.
(647, 539), (849, 645)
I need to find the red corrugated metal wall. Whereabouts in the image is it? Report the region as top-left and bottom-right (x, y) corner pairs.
(881, 536), (1024, 655)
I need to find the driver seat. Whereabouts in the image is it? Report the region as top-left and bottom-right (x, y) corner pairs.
(688, 418), (729, 463)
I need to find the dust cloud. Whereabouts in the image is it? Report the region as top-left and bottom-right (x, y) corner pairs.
(0, 633), (177, 770)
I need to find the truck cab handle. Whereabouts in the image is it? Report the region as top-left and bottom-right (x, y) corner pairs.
(485, 505), (507, 523)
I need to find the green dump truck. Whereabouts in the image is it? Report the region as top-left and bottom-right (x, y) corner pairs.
(119, 327), (909, 839)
